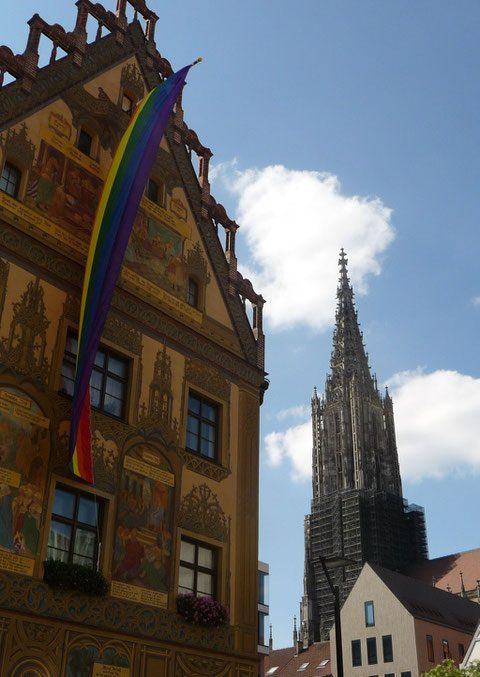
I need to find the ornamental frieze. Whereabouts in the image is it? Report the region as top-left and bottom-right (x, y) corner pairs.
(175, 653), (230, 677)
(0, 571), (234, 653)
(185, 358), (229, 402)
(176, 449), (231, 483)
(178, 484), (230, 543)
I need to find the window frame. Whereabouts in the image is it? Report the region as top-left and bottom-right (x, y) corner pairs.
(426, 634), (435, 662)
(77, 128), (93, 157)
(186, 391), (219, 461)
(145, 176), (164, 207)
(0, 160), (22, 199)
(442, 640), (451, 660)
(367, 637), (378, 665)
(352, 639), (362, 667)
(47, 484), (104, 569)
(382, 635), (393, 663)
(187, 277), (199, 308)
(365, 600), (375, 627)
(178, 537), (217, 599)
(60, 331), (130, 421)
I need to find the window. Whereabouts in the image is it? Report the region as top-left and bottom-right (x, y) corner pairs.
(426, 635), (434, 662)
(187, 277), (199, 307)
(352, 639), (362, 667)
(258, 610), (269, 647)
(385, 674), (395, 677)
(367, 637), (378, 665)
(259, 569), (269, 606)
(146, 177), (163, 205)
(60, 332), (129, 419)
(0, 161), (21, 198)
(401, 672), (411, 677)
(78, 128), (93, 156)
(266, 669), (278, 676)
(442, 640), (451, 660)
(365, 600), (375, 627)
(186, 392), (218, 460)
(297, 663), (309, 671)
(382, 635), (393, 663)
(48, 485), (102, 568)
(459, 643), (465, 661)
(178, 538), (216, 598)
(318, 660), (329, 668)
(121, 93), (134, 114)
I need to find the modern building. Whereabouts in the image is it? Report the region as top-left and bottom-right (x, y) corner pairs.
(300, 251), (428, 643)
(330, 562), (480, 677)
(258, 561), (271, 657)
(0, 2), (267, 676)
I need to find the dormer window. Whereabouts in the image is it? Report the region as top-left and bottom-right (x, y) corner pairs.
(78, 129), (93, 157)
(0, 161), (21, 198)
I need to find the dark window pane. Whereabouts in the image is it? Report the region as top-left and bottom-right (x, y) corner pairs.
(108, 355), (127, 378)
(78, 129), (92, 156)
(382, 635), (393, 663)
(187, 278), (198, 307)
(103, 395), (122, 417)
(78, 496), (98, 526)
(367, 637), (377, 665)
(147, 178), (159, 203)
(352, 639), (362, 667)
(201, 421), (216, 442)
(65, 334), (78, 354)
(90, 386), (101, 408)
(105, 377), (124, 399)
(48, 520), (72, 550)
(90, 370), (103, 389)
(188, 395), (200, 414)
(94, 350), (105, 369)
(52, 489), (75, 519)
(186, 431), (199, 451)
(202, 402), (216, 422)
(0, 162), (21, 198)
(74, 528), (96, 559)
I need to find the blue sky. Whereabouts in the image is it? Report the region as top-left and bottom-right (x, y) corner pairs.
(6, 0), (480, 651)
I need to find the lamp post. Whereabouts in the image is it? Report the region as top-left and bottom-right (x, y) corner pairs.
(318, 555), (356, 677)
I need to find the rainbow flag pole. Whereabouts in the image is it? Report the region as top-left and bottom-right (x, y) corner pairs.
(68, 61), (200, 483)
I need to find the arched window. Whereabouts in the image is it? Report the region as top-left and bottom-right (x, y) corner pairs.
(0, 161), (21, 198)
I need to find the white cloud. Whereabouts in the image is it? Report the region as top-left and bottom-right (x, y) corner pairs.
(387, 369), (480, 482)
(276, 404), (310, 421)
(264, 420), (311, 481)
(264, 369), (480, 484)
(213, 164), (395, 331)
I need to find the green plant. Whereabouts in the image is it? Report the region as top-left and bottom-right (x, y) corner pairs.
(43, 559), (109, 596)
(423, 659), (480, 677)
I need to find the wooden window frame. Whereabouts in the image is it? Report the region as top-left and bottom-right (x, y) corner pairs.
(0, 160), (21, 199)
(178, 537), (217, 599)
(186, 391), (219, 461)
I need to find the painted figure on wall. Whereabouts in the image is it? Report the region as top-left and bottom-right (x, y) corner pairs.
(112, 446), (174, 596)
(0, 387), (49, 561)
(125, 213), (187, 299)
(25, 141), (102, 240)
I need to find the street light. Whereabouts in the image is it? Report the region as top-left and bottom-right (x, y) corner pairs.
(318, 555), (356, 677)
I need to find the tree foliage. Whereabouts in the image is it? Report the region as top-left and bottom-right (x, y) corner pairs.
(423, 659), (480, 677)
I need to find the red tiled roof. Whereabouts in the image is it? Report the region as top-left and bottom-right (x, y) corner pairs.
(264, 641), (331, 677)
(404, 548), (480, 596)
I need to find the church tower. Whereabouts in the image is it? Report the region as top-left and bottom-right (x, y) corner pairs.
(300, 250), (428, 643)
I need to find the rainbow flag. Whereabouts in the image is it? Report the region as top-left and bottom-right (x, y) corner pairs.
(69, 63), (194, 482)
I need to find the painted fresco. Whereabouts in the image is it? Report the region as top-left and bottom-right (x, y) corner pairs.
(0, 387), (49, 570)
(125, 212), (187, 299)
(25, 140), (102, 241)
(66, 645), (130, 677)
(111, 446), (175, 608)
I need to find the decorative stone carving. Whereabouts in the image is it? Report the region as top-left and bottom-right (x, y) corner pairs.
(120, 62), (145, 102)
(0, 278), (50, 385)
(178, 484), (230, 543)
(0, 571), (234, 653)
(104, 312), (142, 355)
(0, 257), (10, 324)
(185, 358), (229, 402)
(175, 653), (230, 677)
(0, 123), (36, 172)
(176, 449), (230, 483)
(185, 242), (211, 288)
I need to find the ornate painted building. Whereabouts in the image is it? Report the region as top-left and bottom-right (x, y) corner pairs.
(0, 2), (267, 676)
(300, 250), (428, 644)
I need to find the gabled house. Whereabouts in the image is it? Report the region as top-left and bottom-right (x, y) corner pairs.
(331, 563), (480, 677)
